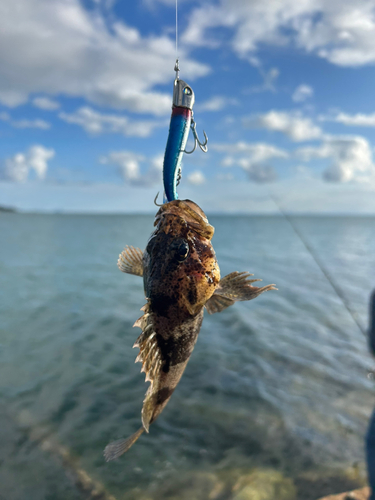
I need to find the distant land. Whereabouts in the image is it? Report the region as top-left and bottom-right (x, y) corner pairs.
(0, 205), (17, 213)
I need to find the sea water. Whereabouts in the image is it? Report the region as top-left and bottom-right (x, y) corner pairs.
(0, 213), (374, 499)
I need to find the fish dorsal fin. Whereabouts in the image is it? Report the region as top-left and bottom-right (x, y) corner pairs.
(118, 246), (144, 276)
(133, 303), (163, 431)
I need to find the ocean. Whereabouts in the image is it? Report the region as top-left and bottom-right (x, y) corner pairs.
(0, 212), (374, 500)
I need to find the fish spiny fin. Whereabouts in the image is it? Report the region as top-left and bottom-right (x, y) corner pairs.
(103, 427), (144, 461)
(117, 246), (144, 276)
(133, 303), (163, 432)
(206, 271), (277, 314)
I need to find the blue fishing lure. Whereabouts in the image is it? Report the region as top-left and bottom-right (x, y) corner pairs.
(163, 60), (207, 202)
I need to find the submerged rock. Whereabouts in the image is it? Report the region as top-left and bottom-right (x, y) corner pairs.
(317, 486), (370, 500)
(231, 468), (296, 500)
(148, 470), (226, 500)
(130, 466), (297, 500)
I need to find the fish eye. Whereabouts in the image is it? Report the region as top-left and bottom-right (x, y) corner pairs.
(183, 87), (192, 95)
(175, 241), (189, 262)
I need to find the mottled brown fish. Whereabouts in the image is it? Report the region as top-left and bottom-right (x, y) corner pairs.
(104, 199), (276, 461)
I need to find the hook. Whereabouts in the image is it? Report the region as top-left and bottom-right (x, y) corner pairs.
(184, 118), (208, 154)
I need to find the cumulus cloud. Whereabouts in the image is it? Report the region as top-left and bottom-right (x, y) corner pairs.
(242, 162), (277, 183)
(323, 111), (375, 127)
(292, 84), (314, 102)
(59, 107), (166, 137)
(297, 135), (375, 182)
(245, 66), (280, 94)
(182, 0), (375, 67)
(0, 112), (50, 129)
(12, 119), (50, 129)
(243, 111), (322, 142)
(0, 0), (208, 113)
(196, 96), (236, 112)
(212, 141), (285, 183)
(187, 170), (205, 185)
(212, 141), (288, 163)
(32, 97), (61, 110)
(1, 145), (55, 182)
(101, 150), (164, 185)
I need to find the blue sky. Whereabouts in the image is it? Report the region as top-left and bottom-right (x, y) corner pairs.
(1, 0), (375, 213)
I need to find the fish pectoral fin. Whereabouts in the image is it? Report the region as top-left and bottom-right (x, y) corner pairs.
(214, 271), (277, 302)
(118, 246), (144, 276)
(205, 294), (235, 314)
(103, 427), (144, 461)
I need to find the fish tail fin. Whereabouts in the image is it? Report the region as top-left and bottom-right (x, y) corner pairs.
(103, 427), (144, 462)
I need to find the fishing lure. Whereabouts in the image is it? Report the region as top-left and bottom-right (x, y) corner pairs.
(163, 60), (208, 202)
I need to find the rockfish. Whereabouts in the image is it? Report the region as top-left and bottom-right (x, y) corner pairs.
(104, 199), (276, 461)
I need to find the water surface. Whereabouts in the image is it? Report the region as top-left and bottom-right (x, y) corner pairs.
(0, 213), (374, 499)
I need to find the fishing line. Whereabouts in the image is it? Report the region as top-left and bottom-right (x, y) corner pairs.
(175, 0), (178, 59)
(270, 194), (367, 338)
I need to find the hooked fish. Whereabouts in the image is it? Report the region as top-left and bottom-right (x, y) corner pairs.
(104, 199), (276, 461)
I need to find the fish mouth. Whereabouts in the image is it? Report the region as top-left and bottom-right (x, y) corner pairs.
(154, 199), (214, 240)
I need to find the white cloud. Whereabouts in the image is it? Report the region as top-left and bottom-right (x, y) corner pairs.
(297, 135), (375, 182)
(1, 145), (55, 182)
(2, 154), (29, 182)
(11, 119), (51, 129)
(242, 163), (277, 183)
(187, 170), (205, 185)
(102, 150), (202, 188)
(243, 110), (322, 142)
(100, 151), (142, 181)
(59, 107), (166, 137)
(0, 112), (50, 129)
(144, 0), (179, 6)
(28, 145), (55, 178)
(32, 97), (61, 110)
(196, 96), (236, 112)
(101, 150), (164, 186)
(325, 111), (375, 127)
(182, 0), (375, 67)
(212, 141), (288, 163)
(292, 84), (314, 102)
(245, 66), (280, 94)
(0, 0), (208, 113)
(212, 141), (285, 183)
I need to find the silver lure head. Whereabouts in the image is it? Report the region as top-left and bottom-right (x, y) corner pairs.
(173, 79), (195, 110)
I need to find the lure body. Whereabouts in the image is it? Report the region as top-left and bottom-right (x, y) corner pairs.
(163, 106), (192, 202)
(162, 67), (208, 202)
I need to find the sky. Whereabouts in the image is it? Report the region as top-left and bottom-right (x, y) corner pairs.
(1, 0), (375, 213)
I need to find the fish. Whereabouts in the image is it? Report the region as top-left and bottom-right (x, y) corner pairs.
(163, 60), (207, 202)
(104, 199), (276, 461)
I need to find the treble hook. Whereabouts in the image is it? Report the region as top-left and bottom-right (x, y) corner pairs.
(184, 117), (208, 154)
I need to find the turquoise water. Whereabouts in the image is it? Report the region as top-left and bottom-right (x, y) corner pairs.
(0, 213), (374, 499)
